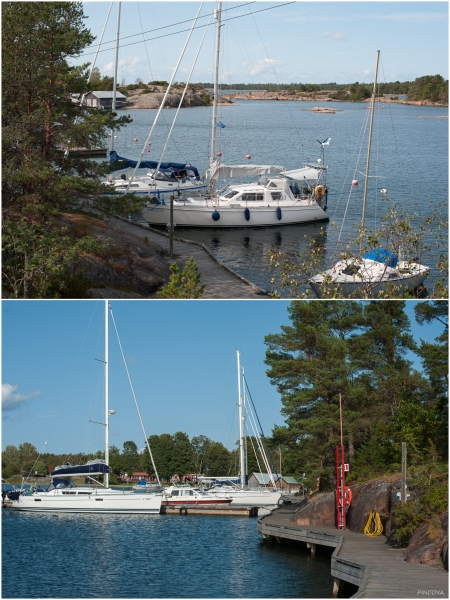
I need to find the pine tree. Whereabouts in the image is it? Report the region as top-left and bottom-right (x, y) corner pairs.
(264, 301), (365, 485)
(2, 2), (142, 297)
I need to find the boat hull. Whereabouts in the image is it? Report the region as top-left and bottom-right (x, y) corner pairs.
(205, 490), (282, 508)
(142, 203), (328, 228)
(10, 491), (162, 514)
(162, 499), (232, 506)
(309, 268), (430, 298)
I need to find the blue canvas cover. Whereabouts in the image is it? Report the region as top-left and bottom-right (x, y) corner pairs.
(110, 151), (200, 179)
(362, 248), (398, 267)
(50, 460), (109, 477)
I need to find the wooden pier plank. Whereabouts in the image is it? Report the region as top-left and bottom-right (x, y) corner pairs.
(258, 506), (448, 598)
(112, 217), (269, 299)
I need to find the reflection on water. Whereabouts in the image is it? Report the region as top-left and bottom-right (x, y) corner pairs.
(2, 509), (336, 598)
(111, 101), (447, 295)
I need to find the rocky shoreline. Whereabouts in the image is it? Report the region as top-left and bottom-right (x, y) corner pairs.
(292, 476), (448, 569)
(118, 86), (447, 109)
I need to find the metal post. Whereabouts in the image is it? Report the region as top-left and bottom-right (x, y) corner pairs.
(237, 351), (246, 490)
(104, 301), (109, 488)
(209, 2), (222, 197)
(360, 50), (380, 253)
(110, 2), (121, 154)
(401, 442), (407, 504)
(169, 197), (174, 258)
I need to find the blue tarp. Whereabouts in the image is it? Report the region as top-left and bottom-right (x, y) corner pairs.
(362, 248), (398, 267)
(50, 461), (109, 477)
(110, 150), (200, 179)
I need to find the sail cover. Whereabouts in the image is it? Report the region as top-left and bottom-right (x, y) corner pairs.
(50, 459), (109, 477)
(209, 161), (285, 181)
(362, 248), (398, 267)
(110, 151), (200, 179)
(281, 166), (323, 181)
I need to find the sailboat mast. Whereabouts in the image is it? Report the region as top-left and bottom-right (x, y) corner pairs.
(110, 2), (121, 153)
(209, 1), (222, 196)
(236, 351), (246, 490)
(104, 301), (110, 488)
(360, 50), (380, 252)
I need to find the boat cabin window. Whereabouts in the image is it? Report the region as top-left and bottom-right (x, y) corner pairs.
(171, 490), (179, 496)
(271, 192), (282, 201)
(51, 478), (76, 489)
(223, 188), (239, 199)
(242, 193), (264, 202)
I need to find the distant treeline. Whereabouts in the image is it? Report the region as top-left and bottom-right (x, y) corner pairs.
(90, 73), (447, 104)
(198, 76), (448, 103)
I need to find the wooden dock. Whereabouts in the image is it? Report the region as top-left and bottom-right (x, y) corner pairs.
(161, 504), (258, 517)
(112, 216), (269, 299)
(258, 505), (448, 598)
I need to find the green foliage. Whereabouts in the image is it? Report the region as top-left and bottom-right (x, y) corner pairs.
(264, 301), (448, 490)
(2, 219), (102, 298)
(156, 257), (205, 299)
(90, 75), (114, 91)
(391, 468), (448, 547)
(200, 93), (211, 106)
(2, 1), (137, 298)
(148, 80), (168, 86)
(90, 67), (101, 83)
(269, 201), (448, 299)
(407, 75), (448, 104)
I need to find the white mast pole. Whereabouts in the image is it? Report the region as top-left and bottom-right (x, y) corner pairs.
(110, 2), (121, 154)
(360, 50), (380, 252)
(127, 4), (203, 189)
(104, 301), (109, 488)
(237, 351), (245, 490)
(209, 1), (222, 197)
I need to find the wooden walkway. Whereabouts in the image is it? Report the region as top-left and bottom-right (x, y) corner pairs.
(112, 217), (269, 299)
(258, 505), (448, 598)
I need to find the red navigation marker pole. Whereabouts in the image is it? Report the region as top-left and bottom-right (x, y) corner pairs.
(336, 393), (351, 529)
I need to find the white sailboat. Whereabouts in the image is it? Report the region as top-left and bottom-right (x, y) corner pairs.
(10, 303), (162, 514)
(202, 351), (282, 509)
(309, 51), (430, 298)
(142, 1), (329, 228)
(106, 2), (207, 197)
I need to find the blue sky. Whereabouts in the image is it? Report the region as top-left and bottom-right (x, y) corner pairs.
(73, 1), (448, 85)
(2, 300), (445, 457)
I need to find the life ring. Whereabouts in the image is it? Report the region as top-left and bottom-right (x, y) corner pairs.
(315, 185), (325, 197)
(337, 486), (352, 507)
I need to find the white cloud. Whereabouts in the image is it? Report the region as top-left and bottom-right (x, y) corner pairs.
(2, 384), (40, 412)
(248, 58), (285, 78)
(102, 56), (145, 79)
(324, 31), (349, 41)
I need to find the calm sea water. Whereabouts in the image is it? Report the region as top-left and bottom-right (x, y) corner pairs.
(2, 509), (337, 598)
(110, 100), (448, 295)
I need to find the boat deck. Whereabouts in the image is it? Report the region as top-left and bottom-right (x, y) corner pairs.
(258, 505), (448, 598)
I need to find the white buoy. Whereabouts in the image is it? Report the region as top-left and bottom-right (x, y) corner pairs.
(380, 188), (387, 194)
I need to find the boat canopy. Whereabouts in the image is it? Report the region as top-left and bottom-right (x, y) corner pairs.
(209, 161), (285, 181)
(50, 459), (109, 477)
(281, 166), (324, 181)
(362, 248), (398, 267)
(110, 151), (200, 179)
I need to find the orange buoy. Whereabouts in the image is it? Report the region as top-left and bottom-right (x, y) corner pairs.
(146, 149), (150, 153)
(352, 179), (358, 186)
(148, 142), (152, 146)
(246, 154), (251, 160)
(217, 151), (222, 157)
(133, 138), (138, 141)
